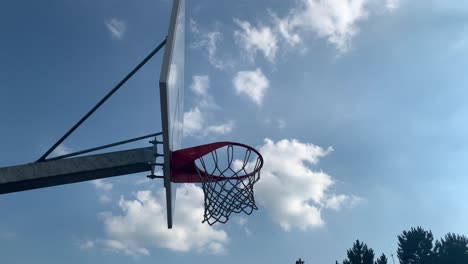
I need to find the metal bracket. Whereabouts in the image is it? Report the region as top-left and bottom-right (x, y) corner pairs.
(148, 135), (165, 180)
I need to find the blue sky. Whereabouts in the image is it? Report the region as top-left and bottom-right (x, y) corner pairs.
(1, 0), (468, 263)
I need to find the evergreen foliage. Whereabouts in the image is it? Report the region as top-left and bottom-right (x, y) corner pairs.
(375, 253), (387, 264)
(433, 233), (468, 264)
(397, 226), (434, 264)
(341, 240), (375, 264)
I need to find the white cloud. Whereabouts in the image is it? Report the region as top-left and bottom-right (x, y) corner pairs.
(234, 19), (278, 62)
(184, 108), (233, 137)
(105, 18), (126, 39)
(190, 19), (232, 70)
(183, 75), (234, 138)
(190, 75), (210, 96)
(232, 68), (269, 106)
(189, 75), (218, 110)
(269, 0), (400, 53)
(92, 179), (113, 192)
(207, 122), (234, 135)
(101, 239), (150, 257)
(92, 179), (113, 204)
(183, 107), (204, 137)
(272, 16), (302, 46)
(255, 139), (360, 231)
(277, 0), (369, 53)
(190, 19), (201, 34)
(100, 184), (228, 256)
(325, 194), (362, 211)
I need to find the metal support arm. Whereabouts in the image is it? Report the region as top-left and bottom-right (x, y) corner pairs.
(0, 147), (155, 194)
(46, 132), (163, 161)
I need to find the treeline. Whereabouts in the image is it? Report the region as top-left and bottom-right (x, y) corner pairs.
(336, 226), (468, 264)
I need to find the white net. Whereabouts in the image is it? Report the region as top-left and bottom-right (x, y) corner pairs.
(194, 144), (262, 225)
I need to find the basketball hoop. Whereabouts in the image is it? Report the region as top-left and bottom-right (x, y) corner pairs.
(171, 142), (263, 225)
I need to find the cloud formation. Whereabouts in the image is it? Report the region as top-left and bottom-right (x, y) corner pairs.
(234, 19), (278, 62)
(274, 0), (369, 53)
(232, 68), (269, 106)
(92, 179), (113, 204)
(99, 184), (228, 256)
(232, 0), (399, 55)
(95, 139), (361, 255)
(184, 109), (234, 137)
(207, 122), (234, 135)
(184, 107), (204, 136)
(184, 75), (234, 137)
(190, 19), (232, 70)
(325, 194), (362, 211)
(190, 75), (210, 96)
(105, 18), (126, 39)
(256, 139), (361, 231)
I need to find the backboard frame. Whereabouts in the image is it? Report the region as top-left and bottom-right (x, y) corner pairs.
(159, 0), (184, 229)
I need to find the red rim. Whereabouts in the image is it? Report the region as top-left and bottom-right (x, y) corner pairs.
(170, 141), (264, 183)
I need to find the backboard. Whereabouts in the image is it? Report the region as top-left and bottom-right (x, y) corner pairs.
(159, 0), (185, 229)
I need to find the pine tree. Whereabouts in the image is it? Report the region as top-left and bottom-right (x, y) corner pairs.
(375, 254), (388, 264)
(342, 240), (375, 264)
(397, 226), (434, 264)
(433, 233), (468, 264)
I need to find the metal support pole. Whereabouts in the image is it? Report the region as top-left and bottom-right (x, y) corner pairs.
(46, 132), (163, 161)
(37, 38), (167, 162)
